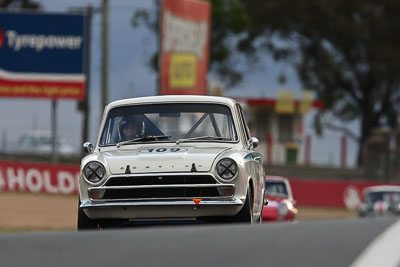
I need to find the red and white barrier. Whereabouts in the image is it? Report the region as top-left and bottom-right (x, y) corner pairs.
(289, 177), (400, 209)
(0, 160), (79, 194)
(1, 160), (399, 210)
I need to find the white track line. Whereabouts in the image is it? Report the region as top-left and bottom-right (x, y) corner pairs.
(350, 219), (400, 267)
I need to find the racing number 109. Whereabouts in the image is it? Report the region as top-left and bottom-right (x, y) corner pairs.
(139, 147), (188, 153)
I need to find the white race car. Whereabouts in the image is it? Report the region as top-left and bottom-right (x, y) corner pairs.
(78, 95), (265, 229)
(358, 185), (400, 217)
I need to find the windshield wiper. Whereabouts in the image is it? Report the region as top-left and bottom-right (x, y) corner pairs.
(117, 135), (171, 147)
(176, 136), (230, 144)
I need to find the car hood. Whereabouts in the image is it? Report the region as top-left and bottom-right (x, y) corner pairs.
(263, 200), (280, 209)
(263, 196), (293, 209)
(103, 145), (230, 174)
(266, 195), (288, 203)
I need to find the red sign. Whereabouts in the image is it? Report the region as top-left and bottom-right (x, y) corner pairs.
(0, 160), (79, 195)
(0, 77), (85, 100)
(160, 0), (211, 95)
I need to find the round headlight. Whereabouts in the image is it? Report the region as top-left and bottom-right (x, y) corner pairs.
(83, 162), (105, 183)
(216, 158), (238, 180)
(277, 203), (289, 216)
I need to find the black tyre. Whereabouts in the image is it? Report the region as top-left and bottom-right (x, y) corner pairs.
(232, 187), (253, 223)
(77, 199), (99, 230)
(256, 211), (263, 224)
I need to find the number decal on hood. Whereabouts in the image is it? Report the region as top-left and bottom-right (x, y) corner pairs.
(139, 147), (188, 153)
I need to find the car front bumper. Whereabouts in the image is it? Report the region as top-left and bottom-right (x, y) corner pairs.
(80, 199), (244, 220)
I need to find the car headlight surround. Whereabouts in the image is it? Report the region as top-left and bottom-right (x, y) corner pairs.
(83, 161), (106, 184)
(216, 158), (238, 180)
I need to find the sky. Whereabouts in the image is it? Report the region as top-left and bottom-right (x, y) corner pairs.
(0, 0), (359, 167)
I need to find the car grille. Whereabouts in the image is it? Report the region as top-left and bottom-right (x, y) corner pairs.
(102, 187), (221, 200)
(105, 175), (218, 186)
(89, 174), (234, 201)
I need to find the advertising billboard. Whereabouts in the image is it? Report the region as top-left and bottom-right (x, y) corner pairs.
(0, 12), (86, 100)
(160, 0), (211, 95)
(0, 160), (79, 195)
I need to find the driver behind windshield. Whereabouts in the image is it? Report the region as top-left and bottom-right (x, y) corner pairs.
(118, 116), (143, 141)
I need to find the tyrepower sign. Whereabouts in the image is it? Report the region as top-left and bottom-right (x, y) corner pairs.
(0, 12), (86, 100)
(160, 0), (210, 95)
(0, 160), (79, 195)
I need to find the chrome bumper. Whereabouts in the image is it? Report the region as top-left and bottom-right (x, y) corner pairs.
(81, 199), (243, 208)
(80, 199), (244, 220)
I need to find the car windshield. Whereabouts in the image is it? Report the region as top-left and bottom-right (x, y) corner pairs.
(99, 103), (238, 146)
(265, 181), (289, 197)
(365, 190), (400, 203)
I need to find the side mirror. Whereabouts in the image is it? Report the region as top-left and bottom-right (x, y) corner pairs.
(264, 197), (269, 206)
(248, 137), (259, 149)
(83, 142), (94, 154)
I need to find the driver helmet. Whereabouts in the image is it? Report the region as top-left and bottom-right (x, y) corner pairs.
(118, 116), (143, 141)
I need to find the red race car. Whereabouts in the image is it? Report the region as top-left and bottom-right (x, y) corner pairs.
(262, 176), (297, 222)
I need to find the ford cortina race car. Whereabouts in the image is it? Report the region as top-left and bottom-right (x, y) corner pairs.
(78, 95), (265, 229)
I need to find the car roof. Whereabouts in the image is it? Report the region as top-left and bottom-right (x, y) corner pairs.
(265, 176), (289, 182)
(364, 185), (400, 193)
(106, 95), (238, 110)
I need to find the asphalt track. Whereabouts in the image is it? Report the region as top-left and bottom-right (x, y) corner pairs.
(0, 218), (399, 267)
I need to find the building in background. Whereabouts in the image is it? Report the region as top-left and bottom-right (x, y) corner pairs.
(235, 92), (324, 165)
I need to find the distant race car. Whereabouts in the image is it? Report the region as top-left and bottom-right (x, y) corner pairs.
(358, 185), (400, 217)
(262, 176), (297, 222)
(15, 131), (76, 155)
(78, 95), (265, 229)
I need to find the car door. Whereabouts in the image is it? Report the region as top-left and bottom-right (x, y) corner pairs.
(235, 103), (265, 216)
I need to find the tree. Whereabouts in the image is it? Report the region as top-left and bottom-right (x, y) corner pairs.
(132, 0), (251, 87)
(0, 0), (40, 9)
(133, 0), (400, 166)
(236, 0), (400, 166)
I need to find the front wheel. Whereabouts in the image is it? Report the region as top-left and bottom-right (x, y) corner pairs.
(256, 213), (263, 224)
(232, 187), (253, 223)
(77, 199), (99, 231)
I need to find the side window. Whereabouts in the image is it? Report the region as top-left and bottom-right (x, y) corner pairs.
(235, 104), (250, 144)
(238, 104), (251, 140)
